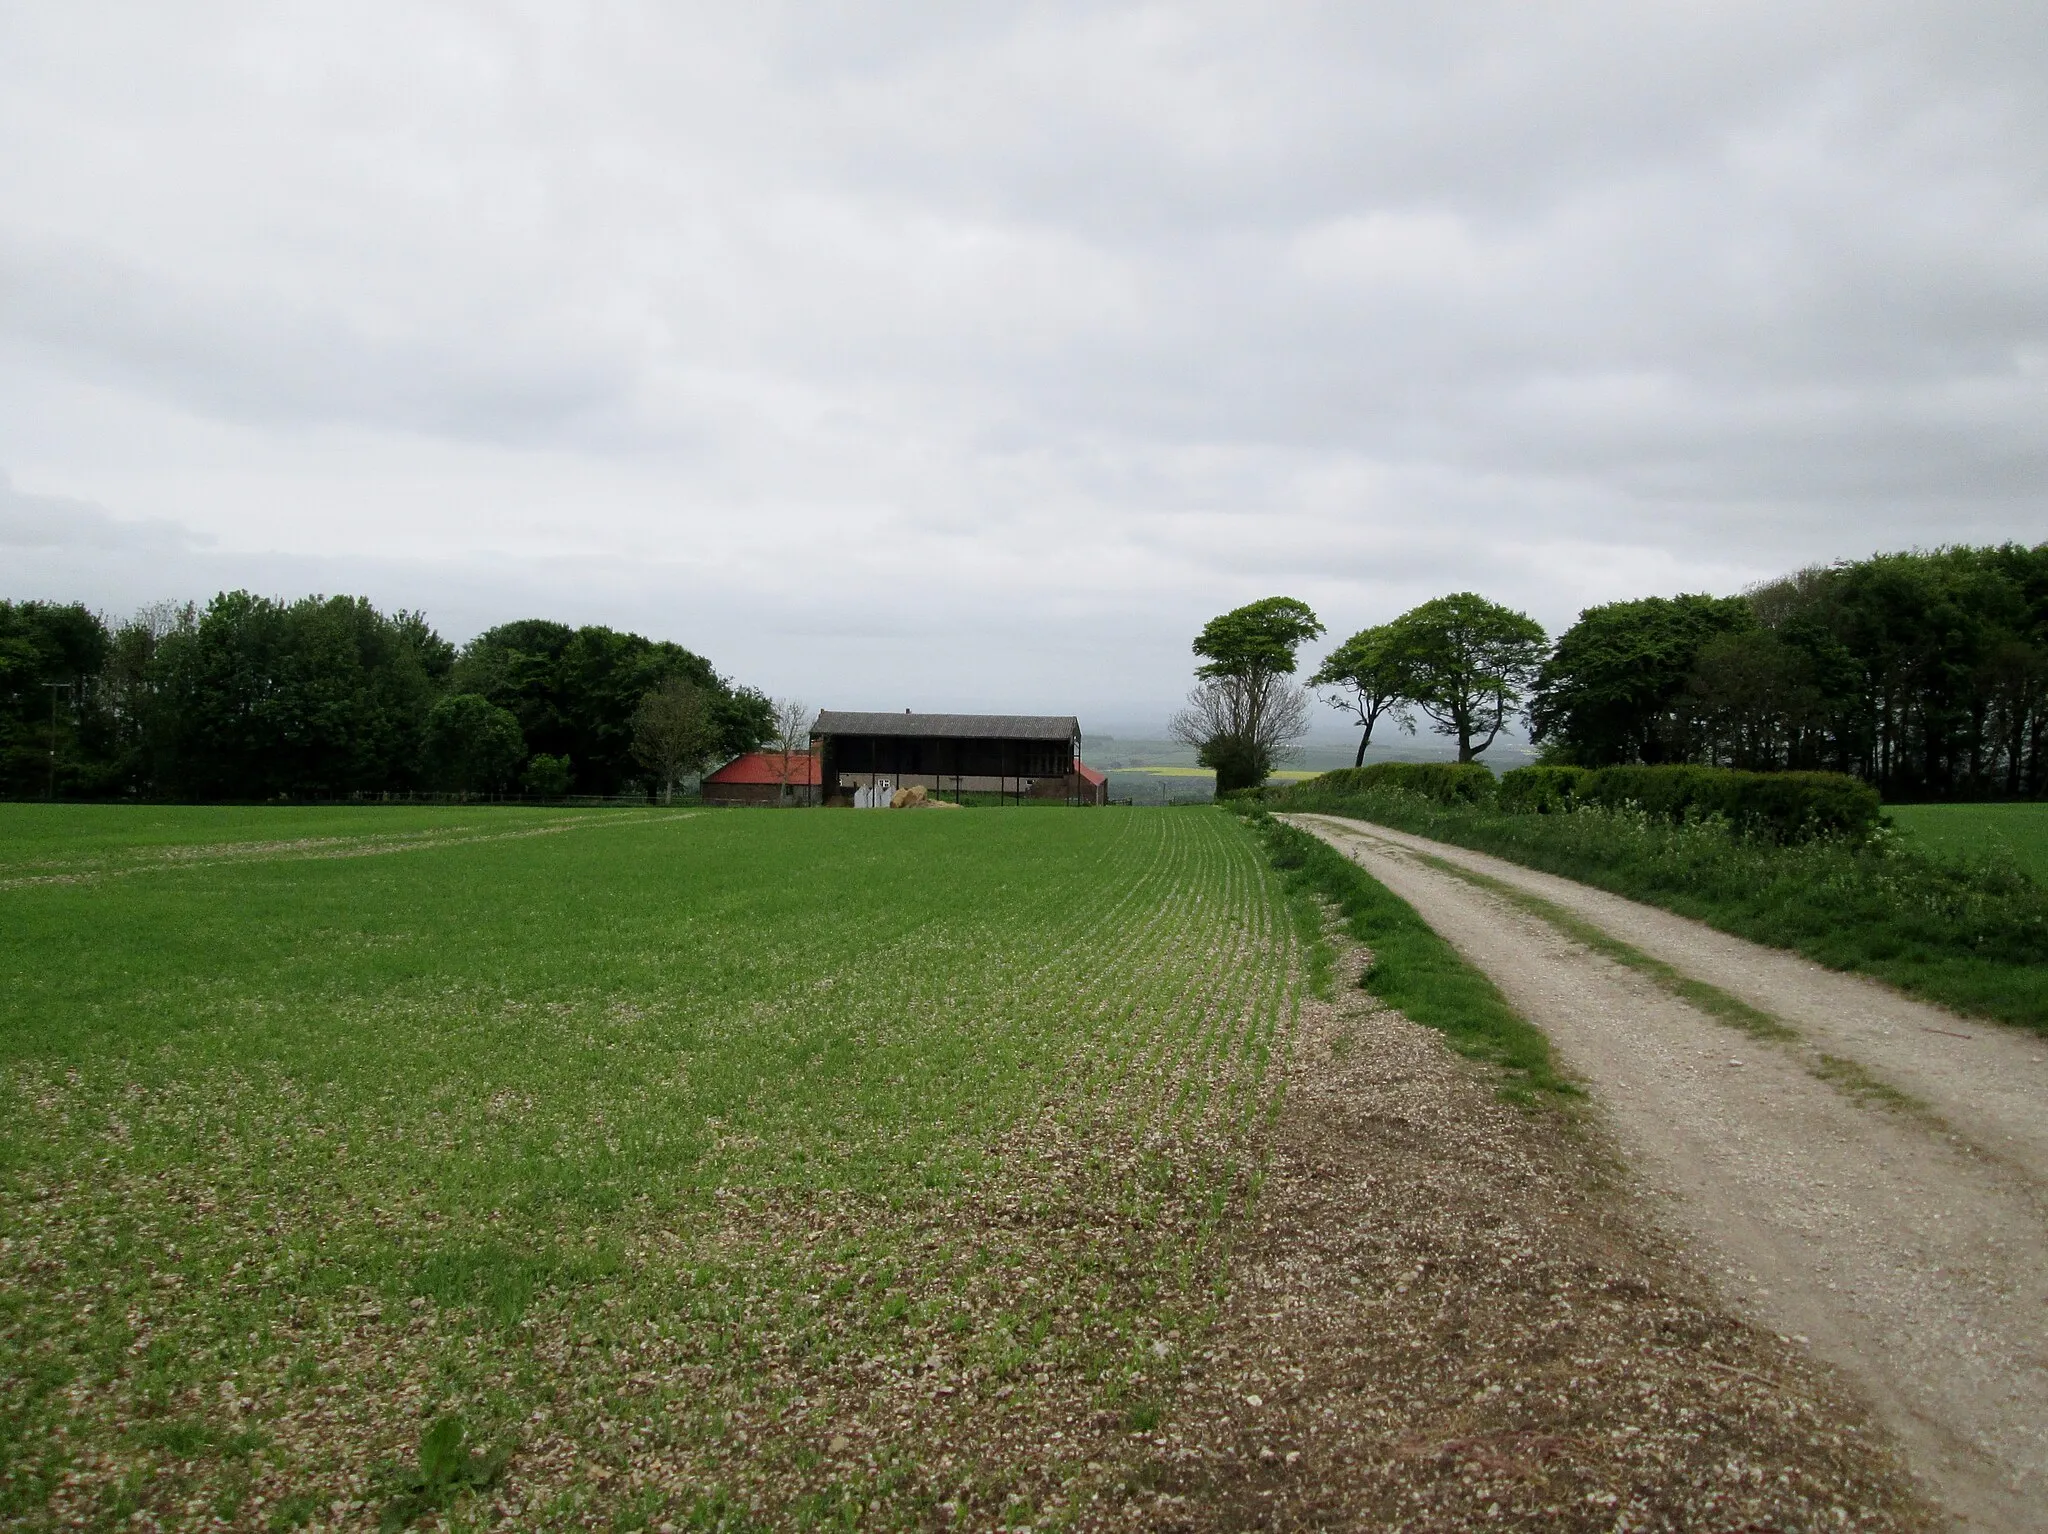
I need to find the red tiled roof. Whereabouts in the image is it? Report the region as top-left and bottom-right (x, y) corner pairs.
(1074, 760), (1107, 787)
(704, 750), (822, 786)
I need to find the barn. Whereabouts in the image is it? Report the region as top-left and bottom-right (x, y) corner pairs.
(700, 749), (822, 806)
(812, 711), (1108, 805)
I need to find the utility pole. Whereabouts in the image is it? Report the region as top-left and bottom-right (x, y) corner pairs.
(42, 681), (72, 801)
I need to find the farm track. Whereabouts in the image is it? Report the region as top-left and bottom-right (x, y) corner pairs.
(1288, 813), (2048, 1532)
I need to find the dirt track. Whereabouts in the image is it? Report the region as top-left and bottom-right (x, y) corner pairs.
(1287, 814), (2048, 1533)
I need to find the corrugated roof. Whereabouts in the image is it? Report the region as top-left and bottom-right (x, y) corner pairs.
(813, 710), (1079, 741)
(703, 750), (822, 786)
(1074, 760), (1107, 786)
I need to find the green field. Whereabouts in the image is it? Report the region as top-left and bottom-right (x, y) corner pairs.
(0, 806), (1302, 1530)
(1887, 801), (2048, 882)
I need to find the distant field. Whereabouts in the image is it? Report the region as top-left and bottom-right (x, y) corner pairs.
(1887, 801), (2048, 882)
(0, 804), (1298, 1529)
(1102, 767), (1325, 806)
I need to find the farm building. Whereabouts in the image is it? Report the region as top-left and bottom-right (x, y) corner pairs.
(700, 749), (822, 807)
(812, 711), (1108, 805)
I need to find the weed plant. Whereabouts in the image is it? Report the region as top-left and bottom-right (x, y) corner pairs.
(1279, 786), (2048, 1032)
(0, 804), (1301, 1528)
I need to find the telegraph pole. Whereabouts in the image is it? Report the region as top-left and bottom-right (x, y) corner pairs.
(42, 681), (72, 801)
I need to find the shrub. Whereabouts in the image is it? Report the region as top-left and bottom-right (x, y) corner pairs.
(520, 753), (573, 799)
(1496, 764), (1880, 843)
(1300, 762), (1497, 805)
(1496, 765), (1590, 814)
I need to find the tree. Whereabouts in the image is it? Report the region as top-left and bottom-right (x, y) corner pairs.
(425, 693), (526, 796)
(1679, 630), (1824, 771)
(0, 601), (111, 797)
(631, 678), (717, 803)
(1193, 597), (1326, 684)
(1171, 673), (1312, 794)
(147, 592), (449, 800)
(454, 622), (771, 795)
(94, 601), (190, 794)
(1309, 624), (1415, 767)
(769, 698), (814, 805)
(1529, 594), (1753, 766)
(1385, 593), (1546, 762)
(1176, 597), (1324, 792)
(716, 687), (778, 768)
(520, 752), (573, 799)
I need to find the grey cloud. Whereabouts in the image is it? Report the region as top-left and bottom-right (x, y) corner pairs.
(0, 238), (633, 442)
(0, 470), (203, 553)
(0, 3), (2042, 717)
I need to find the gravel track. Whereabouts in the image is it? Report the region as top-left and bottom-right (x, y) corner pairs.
(1287, 814), (2048, 1533)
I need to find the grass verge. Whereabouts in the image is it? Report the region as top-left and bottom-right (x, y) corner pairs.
(1237, 807), (1575, 1107)
(1276, 786), (2048, 1034)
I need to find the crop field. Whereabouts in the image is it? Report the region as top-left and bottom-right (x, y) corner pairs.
(0, 805), (1302, 1531)
(1887, 801), (2048, 883)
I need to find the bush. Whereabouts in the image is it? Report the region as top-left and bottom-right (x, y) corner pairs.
(1300, 762), (1497, 805)
(1497, 764), (1880, 843)
(521, 752), (573, 800)
(1496, 765), (1590, 814)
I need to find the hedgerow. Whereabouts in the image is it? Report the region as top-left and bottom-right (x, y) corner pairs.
(1496, 764), (1881, 843)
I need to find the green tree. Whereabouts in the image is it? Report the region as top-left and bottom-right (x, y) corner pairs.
(1742, 547), (2048, 795)
(0, 601), (112, 797)
(1309, 624), (1415, 767)
(1192, 597), (1326, 684)
(1680, 629), (1826, 770)
(454, 622), (769, 795)
(1386, 593), (1546, 762)
(425, 694), (526, 796)
(148, 593), (449, 800)
(1175, 597), (1324, 793)
(94, 602), (191, 795)
(1530, 594), (1753, 766)
(520, 752), (573, 799)
(631, 678), (719, 803)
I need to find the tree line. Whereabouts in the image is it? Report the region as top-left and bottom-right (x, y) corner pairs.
(0, 592), (776, 801)
(1176, 542), (2048, 801)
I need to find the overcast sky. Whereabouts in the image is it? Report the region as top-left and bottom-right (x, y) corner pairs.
(3, 4), (2043, 726)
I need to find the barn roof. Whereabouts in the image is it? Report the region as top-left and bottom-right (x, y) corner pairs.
(813, 710), (1079, 741)
(703, 750), (822, 786)
(1074, 760), (1107, 787)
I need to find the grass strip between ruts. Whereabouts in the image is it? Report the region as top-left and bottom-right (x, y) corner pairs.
(1244, 810), (1576, 1107)
(1401, 850), (1797, 1043)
